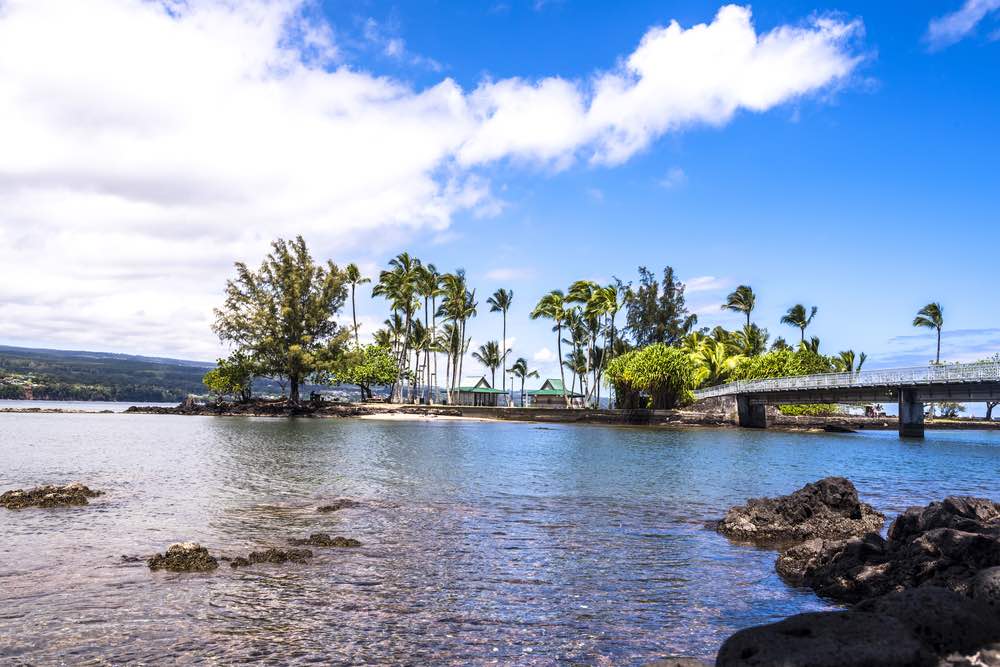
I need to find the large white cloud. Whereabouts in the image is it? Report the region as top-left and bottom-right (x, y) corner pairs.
(0, 0), (863, 358)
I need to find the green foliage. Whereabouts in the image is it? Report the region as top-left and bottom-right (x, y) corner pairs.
(212, 236), (349, 403)
(335, 345), (398, 400)
(624, 266), (697, 347)
(729, 348), (833, 382)
(778, 404), (841, 416)
(202, 352), (257, 402)
(606, 343), (696, 409)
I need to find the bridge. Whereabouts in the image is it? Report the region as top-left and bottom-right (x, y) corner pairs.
(692, 360), (1000, 437)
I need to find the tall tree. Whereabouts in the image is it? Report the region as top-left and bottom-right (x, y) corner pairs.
(531, 290), (570, 407)
(487, 288), (513, 395)
(373, 253), (421, 401)
(913, 302), (944, 364)
(213, 236), (348, 404)
(472, 340), (504, 388)
(416, 264), (440, 403)
(732, 323), (769, 357)
(781, 304), (818, 343)
(344, 263), (370, 348)
(624, 266), (696, 347)
(508, 357), (539, 407)
(834, 350), (867, 373)
(722, 285), (756, 327)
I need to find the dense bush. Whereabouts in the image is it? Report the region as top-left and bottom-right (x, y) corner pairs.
(606, 343), (697, 409)
(730, 349), (836, 416)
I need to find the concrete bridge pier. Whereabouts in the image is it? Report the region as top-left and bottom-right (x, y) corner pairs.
(737, 396), (768, 429)
(898, 389), (925, 438)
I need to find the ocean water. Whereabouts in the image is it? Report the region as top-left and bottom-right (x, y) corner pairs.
(2, 413), (999, 664)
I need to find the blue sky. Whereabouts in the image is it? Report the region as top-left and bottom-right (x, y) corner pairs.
(0, 0), (997, 381)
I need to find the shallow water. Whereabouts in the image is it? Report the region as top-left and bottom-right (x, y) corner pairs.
(2, 414), (999, 665)
(0, 399), (176, 412)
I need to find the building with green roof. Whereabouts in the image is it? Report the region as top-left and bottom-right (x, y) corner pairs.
(525, 378), (584, 408)
(454, 375), (509, 407)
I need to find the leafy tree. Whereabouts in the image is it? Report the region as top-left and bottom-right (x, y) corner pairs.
(730, 348), (833, 382)
(624, 266), (697, 347)
(508, 357), (539, 407)
(693, 339), (742, 388)
(344, 263), (370, 348)
(913, 302), (944, 364)
(732, 323), (769, 357)
(531, 290), (570, 407)
(781, 304), (817, 343)
(336, 344), (398, 401)
(202, 351), (258, 402)
(487, 288), (513, 393)
(213, 236), (349, 403)
(605, 343), (697, 409)
(722, 285), (756, 327)
(770, 337), (791, 352)
(833, 350), (867, 373)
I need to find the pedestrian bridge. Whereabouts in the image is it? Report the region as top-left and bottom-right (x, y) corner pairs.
(692, 360), (1000, 437)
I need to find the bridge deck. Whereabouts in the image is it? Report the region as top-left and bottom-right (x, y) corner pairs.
(693, 360), (1000, 402)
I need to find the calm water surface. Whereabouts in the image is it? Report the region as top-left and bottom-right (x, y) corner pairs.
(2, 414), (999, 665)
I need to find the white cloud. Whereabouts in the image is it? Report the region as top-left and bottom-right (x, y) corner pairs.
(533, 347), (556, 363)
(484, 267), (535, 281)
(0, 1), (864, 358)
(927, 0), (1000, 49)
(659, 166), (688, 189)
(684, 275), (731, 292)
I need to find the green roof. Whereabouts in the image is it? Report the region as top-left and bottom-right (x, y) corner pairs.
(541, 378), (565, 391)
(457, 386), (507, 393)
(526, 388), (584, 397)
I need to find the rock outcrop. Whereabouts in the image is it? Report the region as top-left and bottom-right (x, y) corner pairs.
(716, 587), (1000, 667)
(288, 533), (361, 548)
(0, 482), (103, 509)
(779, 496), (1000, 603)
(716, 477), (885, 546)
(229, 547), (313, 568)
(147, 543), (219, 572)
(317, 499), (361, 513)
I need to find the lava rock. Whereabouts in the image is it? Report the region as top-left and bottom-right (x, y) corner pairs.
(229, 556), (251, 568)
(317, 499), (361, 513)
(288, 533), (361, 548)
(793, 496), (1000, 603)
(243, 547), (313, 565)
(716, 610), (934, 667)
(716, 477), (885, 546)
(147, 542), (219, 572)
(973, 566), (1000, 612)
(643, 658), (712, 667)
(0, 482), (103, 509)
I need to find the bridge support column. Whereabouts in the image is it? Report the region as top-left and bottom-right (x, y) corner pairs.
(898, 390), (924, 438)
(737, 396), (767, 429)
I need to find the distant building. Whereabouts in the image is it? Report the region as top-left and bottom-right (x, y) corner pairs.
(454, 376), (508, 407)
(525, 378), (584, 408)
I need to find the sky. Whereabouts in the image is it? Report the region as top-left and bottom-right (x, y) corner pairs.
(0, 0), (998, 385)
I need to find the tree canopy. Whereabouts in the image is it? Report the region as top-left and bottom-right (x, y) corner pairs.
(624, 266), (696, 347)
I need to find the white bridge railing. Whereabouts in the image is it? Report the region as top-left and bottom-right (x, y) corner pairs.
(692, 360), (1000, 400)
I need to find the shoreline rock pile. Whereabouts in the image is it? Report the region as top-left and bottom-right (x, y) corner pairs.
(0, 482), (103, 509)
(317, 499), (361, 513)
(229, 547), (313, 568)
(288, 533), (361, 548)
(713, 481), (1000, 666)
(715, 476), (885, 546)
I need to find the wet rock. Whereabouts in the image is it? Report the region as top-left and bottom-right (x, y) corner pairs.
(972, 566), (1000, 612)
(147, 542), (219, 572)
(716, 610), (934, 667)
(289, 533), (361, 548)
(716, 477), (885, 546)
(0, 482), (103, 509)
(794, 496), (1000, 603)
(317, 499), (361, 513)
(229, 556), (251, 568)
(244, 547), (313, 565)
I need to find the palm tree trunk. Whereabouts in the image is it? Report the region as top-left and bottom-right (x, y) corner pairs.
(557, 324), (569, 408)
(501, 312), (507, 393)
(351, 285), (359, 347)
(936, 328), (941, 364)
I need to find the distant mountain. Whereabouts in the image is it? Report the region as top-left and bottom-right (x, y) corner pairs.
(0, 344), (212, 402)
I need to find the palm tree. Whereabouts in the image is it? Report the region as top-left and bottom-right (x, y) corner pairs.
(722, 285), (756, 327)
(732, 323), (769, 357)
(487, 288), (513, 395)
(781, 304), (817, 343)
(770, 337), (790, 352)
(438, 271), (477, 401)
(508, 357), (539, 407)
(834, 350), (867, 373)
(799, 336), (821, 354)
(531, 290), (570, 407)
(345, 263), (370, 348)
(472, 340), (505, 388)
(416, 264), (440, 403)
(696, 339), (741, 387)
(373, 253), (421, 401)
(913, 302), (944, 364)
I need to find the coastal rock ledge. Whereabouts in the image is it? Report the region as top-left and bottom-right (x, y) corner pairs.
(148, 542), (219, 572)
(716, 477), (885, 546)
(0, 482), (103, 509)
(777, 495), (1000, 604)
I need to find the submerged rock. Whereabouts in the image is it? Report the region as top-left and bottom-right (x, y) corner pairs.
(0, 482), (103, 509)
(288, 533), (361, 548)
(716, 477), (885, 546)
(147, 542), (219, 572)
(716, 587), (1000, 667)
(787, 496), (1000, 603)
(317, 499), (361, 513)
(230, 547), (313, 567)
